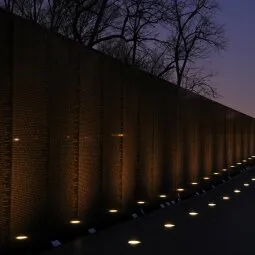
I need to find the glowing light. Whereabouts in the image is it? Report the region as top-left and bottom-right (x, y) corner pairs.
(191, 182), (198, 185)
(164, 223), (175, 228)
(70, 220), (81, 224)
(252, 178), (255, 181)
(189, 211), (198, 216)
(159, 194), (167, 198)
(112, 133), (124, 137)
(230, 166), (235, 168)
(213, 172), (220, 175)
(252, 156), (255, 158)
(223, 196), (230, 200)
(109, 209), (118, 213)
(177, 188), (184, 192)
(203, 177), (210, 180)
(244, 183), (250, 187)
(237, 162), (242, 165)
(243, 160), (247, 162)
(234, 189), (241, 193)
(208, 203), (216, 207)
(13, 138), (20, 142)
(137, 201), (145, 204)
(128, 240), (141, 245)
(15, 236), (28, 240)
(222, 169), (227, 172)
(248, 158), (252, 160)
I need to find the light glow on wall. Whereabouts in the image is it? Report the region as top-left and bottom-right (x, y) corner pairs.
(112, 133), (124, 137)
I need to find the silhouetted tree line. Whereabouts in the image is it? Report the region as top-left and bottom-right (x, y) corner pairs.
(1, 0), (227, 98)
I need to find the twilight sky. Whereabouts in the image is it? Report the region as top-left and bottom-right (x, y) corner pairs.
(211, 0), (255, 117)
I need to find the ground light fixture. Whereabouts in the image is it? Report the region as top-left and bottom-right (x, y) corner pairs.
(252, 178), (255, 181)
(237, 162), (242, 165)
(177, 188), (184, 192)
(213, 172), (220, 175)
(137, 201), (145, 205)
(191, 182), (198, 185)
(128, 240), (141, 246)
(234, 189), (241, 193)
(70, 220), (81, 224)
(223, 196), (230, 200)
(159, 194), (167, 198)
(108, 209), (118, 213)
(189, 211), (198, 216)
(164, 223), (175, 229)
(244, 183), (250, 187)
(208, 203), (216, 207)
(15, 236), (28, 240)
(203, 177), (210, 180)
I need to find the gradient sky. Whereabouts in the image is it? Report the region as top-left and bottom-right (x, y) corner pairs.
(211, 0), (255, 117)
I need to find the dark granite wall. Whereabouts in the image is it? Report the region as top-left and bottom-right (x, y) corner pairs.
(0, 9), (254, 246)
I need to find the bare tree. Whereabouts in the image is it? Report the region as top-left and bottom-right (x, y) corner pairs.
(12, 0), (46, 23)
(1, 0), (16, 12)
(157, 0), (227, 92)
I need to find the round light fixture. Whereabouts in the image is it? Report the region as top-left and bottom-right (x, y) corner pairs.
(164, 223), (175, 228)
(15, 236), (28, 240)
(128, 240), (141, 246)
(189, 211), (198, 216)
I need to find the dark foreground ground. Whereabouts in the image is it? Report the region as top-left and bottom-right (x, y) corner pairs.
(40, 169), (255, 255)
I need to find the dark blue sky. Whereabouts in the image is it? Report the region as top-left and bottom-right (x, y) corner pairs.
(211, 0), (255, 117)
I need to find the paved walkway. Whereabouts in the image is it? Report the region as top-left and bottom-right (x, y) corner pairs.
(41, 170), (255, 255)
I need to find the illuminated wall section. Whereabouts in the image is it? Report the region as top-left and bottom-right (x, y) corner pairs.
(47, 36), (80, 226)
(135, 74), (156, 200)
(122, 67), (139, 208)
(180, 91), (200, 185)
(78, 50), (103, 220)
(200, 98), (213, 177)
(101, 58), (123, 208)
(165, 86), (178, 190)
(154, 81), (168, 196)
(0, 11), (12, 244)
(11, 18), (48, 237)
(213, 105), (225, 170)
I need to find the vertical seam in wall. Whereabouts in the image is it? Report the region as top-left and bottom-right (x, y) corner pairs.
(8, 14), (14, 240)
(76, 48), (81, 217)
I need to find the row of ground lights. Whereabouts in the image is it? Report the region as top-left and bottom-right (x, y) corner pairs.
(128, 177), (255, 246)
(14, 157), (255, 242)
